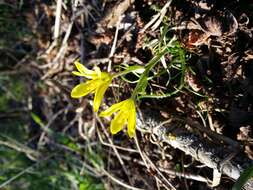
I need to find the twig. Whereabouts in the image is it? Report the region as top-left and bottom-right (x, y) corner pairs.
(0, 138), (39, 161)
(96, 115), (135, 186)
(143, 152), (176, 190)
(134, 136), (150, 168)
(151, 0), (172, 31)
(80, 160), (102, 178)
(207, 113), (215, 131)
(54, 0), (62, 39)
(108, 20), (120, 72)
(38, 108), (66, 147)
(101, 168), (144, 190)
(41, 21), (74, 79)
(77, 114), (88, 141)
(41, 0), (78, 78)
(159, 167), (211, 184)
(111, 151), (211, 184)
(0, 154), (55, 188)
(134, 136), (176, 190)
(97, 128), (138, 153)
(0, 163), (37, 188)
(140, 0), (172, 33)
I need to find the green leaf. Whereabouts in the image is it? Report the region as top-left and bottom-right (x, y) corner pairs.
(31, 112), (45, 127)
(125, 65), (145, 74)
(232, 165), (253, 190)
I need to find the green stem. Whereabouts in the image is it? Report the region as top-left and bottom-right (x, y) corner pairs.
(132, 45), (187, 100)
(112, 66), (144, 79)
(131, 47), (170, 100)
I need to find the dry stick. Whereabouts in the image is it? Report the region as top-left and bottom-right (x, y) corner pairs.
(63, 115), (77, 133)
(88, 112), (97, 138)
(97, 128), (139, 153)
(0, 154), (55, 188)
(207, 113), (215, 131)
(140, 8), (161, 33)
(155, 177), (161, 190)
(197, 110), (208, 128)
(151, 0), (172, 31)
(78, 114), (88, 141)
(96, 115), (135, 186)
(158, 167), (210, 184)
(116, 24), (136, 48)
(140, 0), (172, 33)
(54, 0), (62, 39)
(0, 163), (37, 188)
(143, 152), (176, 190)
(108, 20), (120, 72)
(134, 136), (149, 168)
(46, 0), (78, 58)
(80, 160), (102, 178)
(38, 108), (66, 147)
(54, 21), (73, 62)
(101, 168), (144, 190)
(42, 0), (79, 77)
(42, 21), (74, 79)
(137, 110), (253, 189)
(134, 136), (176, 190)
(105, 149), (211, 185)
(154, 176), (171, 190)
(0, 139), (39, 161)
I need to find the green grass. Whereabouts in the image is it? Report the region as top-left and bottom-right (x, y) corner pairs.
(0, 76), (26, 111)
(0, 3), (32, 49)
(137, 25), (187, 99)
(0, 147), (105, 190)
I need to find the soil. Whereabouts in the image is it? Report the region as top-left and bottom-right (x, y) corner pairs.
(2, 0), (253, 189)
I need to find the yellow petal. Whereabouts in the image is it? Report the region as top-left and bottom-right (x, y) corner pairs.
(72, 71), (90, 77)
(121, 99), (134, 111)
(127, 107), (136, 138)
(101, 72), (112, 81)
(110, 111), (127, 134)
(94, 66), (101, 77)
(99, 100), (127, 117)
(74, 61), (97, 79)
(71, 80), (99, 98)
(93, 81), (110, 112)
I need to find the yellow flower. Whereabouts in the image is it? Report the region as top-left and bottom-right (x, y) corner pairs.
(99, 99), (136, 138)
(71, 61), (112, 112)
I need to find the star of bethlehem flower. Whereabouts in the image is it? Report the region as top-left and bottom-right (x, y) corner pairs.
(71, 61), (112, 112)
(99, 98), (136, 138)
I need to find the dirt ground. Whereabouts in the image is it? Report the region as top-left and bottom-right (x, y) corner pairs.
(1, 0), (253, 189)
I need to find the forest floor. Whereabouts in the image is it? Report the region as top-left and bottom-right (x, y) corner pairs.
(1, 0), (253, 189)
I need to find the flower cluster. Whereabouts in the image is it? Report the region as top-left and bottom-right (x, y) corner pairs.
(71, 61), (112, 112)
(71, 61), (137, 137)
(100, 99), (136, 138)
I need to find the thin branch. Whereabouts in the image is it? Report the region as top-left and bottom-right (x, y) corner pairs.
(96, 115), (134, 186)
(0, 154), (54, 188)
(54, 0), (62, 40)
(101, 168), (144, 190)
(134, 136), (176, 190)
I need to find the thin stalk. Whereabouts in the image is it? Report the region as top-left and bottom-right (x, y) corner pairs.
(131, 47), (170, 100)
